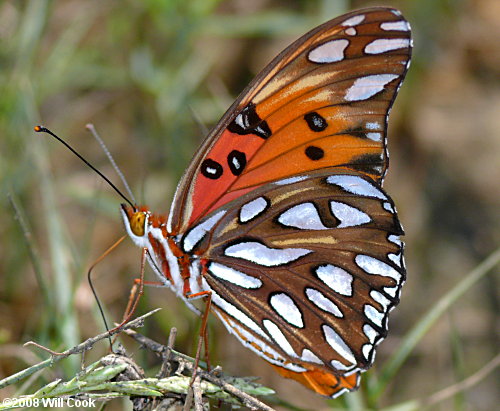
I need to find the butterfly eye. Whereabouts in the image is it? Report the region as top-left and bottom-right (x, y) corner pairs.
(130, 212), (147, 237)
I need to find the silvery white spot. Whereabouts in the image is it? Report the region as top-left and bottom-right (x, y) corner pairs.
(388, 252), (402, 268)
(274, 176), (308, 185)
(364, 304), (385, 328)
(305, 288), (343, 317)
(331, 359), (355, 371)
(380, 20), (411, 31)
(316, 265), (353, 296)
(384, 285), (399, 298)
(370, 290), (391, 311)
(263, 319), (298, 358)
(330, 201), (371, 228)
(345, 27), (356, 36)
(331, 387), (349, 399)
(401, 254), (407, 269)
(342, 14), (365, 26)
(210, 290), (269, 340)
(366, 121), (380, 130)
(322, 325), (356, 364)
(388, 234), (402, 246)
(363, 323), (378, 344)
(366, 132), (382, 142)
(183, 210), (226, 252)
(240, 197), (268, 223)
(365, 38), (411, 54)
(225, 242), (312, 267)
(278, 202), (328, 230)
(383, 202), (395, 213)
(362, 343), (373, 360)
(231, 156), (240, 169)
(345, 74), (399, 102)
(234, 113), (245, 128)
(301, 348), (323, 364)
(215, 312), (306, 372)
(269, 293), (304, 328)
(209, 263), (262, 289)
(355, 254), (402, 282)
(308, 39), (349, 63)
(327, 175), (388, 200)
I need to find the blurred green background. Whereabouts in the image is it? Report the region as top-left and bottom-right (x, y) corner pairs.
(1, 0), (499, 409)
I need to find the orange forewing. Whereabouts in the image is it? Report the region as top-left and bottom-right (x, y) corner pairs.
(168, 7), (411, 233)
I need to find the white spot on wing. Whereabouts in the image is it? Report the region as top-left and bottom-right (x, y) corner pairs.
(366, 132), (382, 142)
(370, 290), (391, 311)
(308, 39), (349, 63)
(209, 263), (262, 289)
(274, 176), (308, 186)
(362, 343), (373, 360)
(364, 304), (385, 328)
(240, 197), (268, 223)
(355, 254), (402, 282)
(214, 311), (306, 372)
(301, 348), (323, 364)
(388, 252), (402, 268)
(183, 210), (226, 252)
(363, 323), (378, 344)
(306, 288), (343, 317)
(384, 285), (399, 298)
(263, 319), (298, 358)
(388, 235), (402, 246)
(345, 74), (399, 102)
(225, 242), (311, 267)
(331, 387), (349, 398)
(322, 325), (356, 364)
(327, 175), (388, 200)
(278, 202), (327, 230)
(383, 202), (395, 213)
(345, 27), (356, 36)
(316, 265), (353, 296)
(380, 21), (410, 31)
(365, 38), (411, 54)
(269, 293), (304, 327)
(342, 15), (365, 26)
(330, 201), (371, 228)
(331, 359), (355, 371)
(366, 121), (380, 130)
(211, 290), (269, 340)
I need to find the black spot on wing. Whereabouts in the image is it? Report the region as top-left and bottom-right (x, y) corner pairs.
(305, 146), (325, 160)
(304, 112), (328, 132)
(227, 150), (247, 176)
(227, 102), (272, 139)
(201, 159), (223, 179)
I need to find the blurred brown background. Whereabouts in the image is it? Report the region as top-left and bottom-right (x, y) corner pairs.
(1, 0), (499, 409)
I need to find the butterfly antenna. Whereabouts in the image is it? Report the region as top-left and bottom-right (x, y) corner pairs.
(34, 126), (136, 210)
(86, 123), (137, 206)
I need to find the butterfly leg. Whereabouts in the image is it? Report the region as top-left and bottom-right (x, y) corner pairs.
(108, 247), (147, 336)
(186, 289), (212, 375)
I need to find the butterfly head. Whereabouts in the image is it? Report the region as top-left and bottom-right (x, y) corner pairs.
(121, 204), (151, 247)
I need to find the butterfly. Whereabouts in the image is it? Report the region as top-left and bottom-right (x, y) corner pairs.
(121, 7), (411, 398)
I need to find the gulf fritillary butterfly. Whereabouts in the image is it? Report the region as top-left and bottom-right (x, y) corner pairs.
(121, 7), (411, 398)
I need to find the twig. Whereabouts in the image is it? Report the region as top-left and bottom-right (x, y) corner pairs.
(122, 328), (275, 411)
(0, 309), (160, 390)
(158, 327), (177, 378)
(423, 353), (500, 407)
